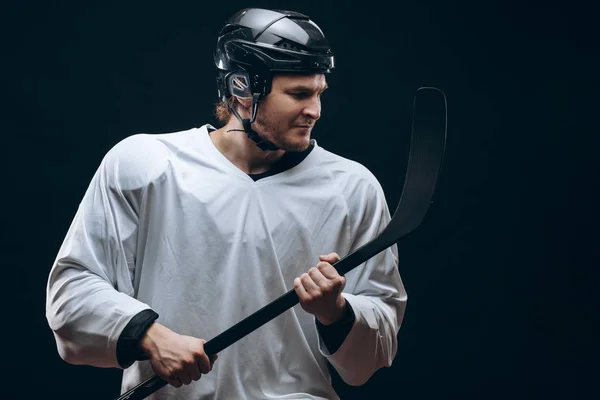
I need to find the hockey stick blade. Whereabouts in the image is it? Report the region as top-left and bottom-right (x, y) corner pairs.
(114, 87), (447, 400)
(333, 87), (447, 274)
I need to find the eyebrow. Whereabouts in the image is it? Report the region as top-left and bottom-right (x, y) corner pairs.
(287, 83), (328, 92)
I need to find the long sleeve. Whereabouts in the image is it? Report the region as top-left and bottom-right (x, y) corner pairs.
(317, 172), (407, 386)
(315, 301), (356, 354)
(116, 309), (159, 368)
(45, 134), (165, 368)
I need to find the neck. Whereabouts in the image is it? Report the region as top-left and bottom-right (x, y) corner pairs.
(210, 119), (286, 175)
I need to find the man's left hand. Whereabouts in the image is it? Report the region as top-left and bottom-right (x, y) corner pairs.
(294, 252), (346, 326)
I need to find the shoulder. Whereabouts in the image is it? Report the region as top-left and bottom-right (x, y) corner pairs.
(315, 146), (385, 200)
(100, 133), (172, 191)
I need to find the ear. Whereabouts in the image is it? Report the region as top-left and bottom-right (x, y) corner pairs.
(235, 95), (252, 109)
(230, 96), (252, 120)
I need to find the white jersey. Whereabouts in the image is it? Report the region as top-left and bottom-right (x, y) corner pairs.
(46, 124), (407, 400)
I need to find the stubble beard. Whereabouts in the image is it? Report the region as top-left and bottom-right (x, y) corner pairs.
(252, 113), (311, 152)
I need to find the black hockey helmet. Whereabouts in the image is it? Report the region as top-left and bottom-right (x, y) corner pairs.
(214, 8), (335, 150)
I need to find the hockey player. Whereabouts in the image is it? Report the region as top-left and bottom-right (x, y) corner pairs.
(46, 8), (407, 399)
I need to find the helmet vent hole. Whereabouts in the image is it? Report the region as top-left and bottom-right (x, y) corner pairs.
(277, 40), (304, 52)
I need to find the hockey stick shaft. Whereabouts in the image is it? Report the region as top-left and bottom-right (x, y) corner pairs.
(115, 235), (398, 400)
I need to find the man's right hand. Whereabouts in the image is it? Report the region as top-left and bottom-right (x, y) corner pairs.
(139, 323), (218, 388)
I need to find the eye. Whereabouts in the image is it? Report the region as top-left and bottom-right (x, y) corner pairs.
(290, 92), (310, 99)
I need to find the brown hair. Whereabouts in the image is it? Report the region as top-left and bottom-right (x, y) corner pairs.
(214, 97), (238, 125)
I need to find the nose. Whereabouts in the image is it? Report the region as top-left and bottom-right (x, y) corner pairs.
(303, 96), (321, 121)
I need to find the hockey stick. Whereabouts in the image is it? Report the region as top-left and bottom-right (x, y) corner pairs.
(115, 87), (447, 400)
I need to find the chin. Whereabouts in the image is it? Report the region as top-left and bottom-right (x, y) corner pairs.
(270, 127), (312, 152)
(281, 138), (310, 152)
(280, 144), (304, 152)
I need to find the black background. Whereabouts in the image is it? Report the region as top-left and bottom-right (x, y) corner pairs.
(1, 0), (597, 399)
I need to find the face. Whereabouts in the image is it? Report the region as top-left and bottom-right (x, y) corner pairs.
(249, 73), (327, 152)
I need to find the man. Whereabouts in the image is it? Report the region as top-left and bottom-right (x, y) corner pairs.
(46, 8), (407, 400)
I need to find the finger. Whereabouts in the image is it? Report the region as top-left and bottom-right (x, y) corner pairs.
(196, 340), (212, 373)
(189, 365), (201, 382)
(316, 261), (344, 280)
(307, 266), (330, 289)
(300, 272), (321, 296)
(196, 355), (211, 374)
(210, 354), (219, 366)
(319, 252), (340, 263)
(317, 263), (346, 292)
(294, 276), (310, 301)
(179, 371), (192, 385)
(168, 377), (183, 388)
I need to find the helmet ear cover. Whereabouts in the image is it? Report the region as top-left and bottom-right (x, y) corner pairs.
(224, 69), (274, 100)
(226, 71), (252, 99)
(220, 69), (272, 125)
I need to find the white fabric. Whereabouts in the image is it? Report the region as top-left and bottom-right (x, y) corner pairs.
(46, 124), (407, 399)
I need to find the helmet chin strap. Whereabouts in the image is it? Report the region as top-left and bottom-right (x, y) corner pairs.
(227, 94), (280, 151)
